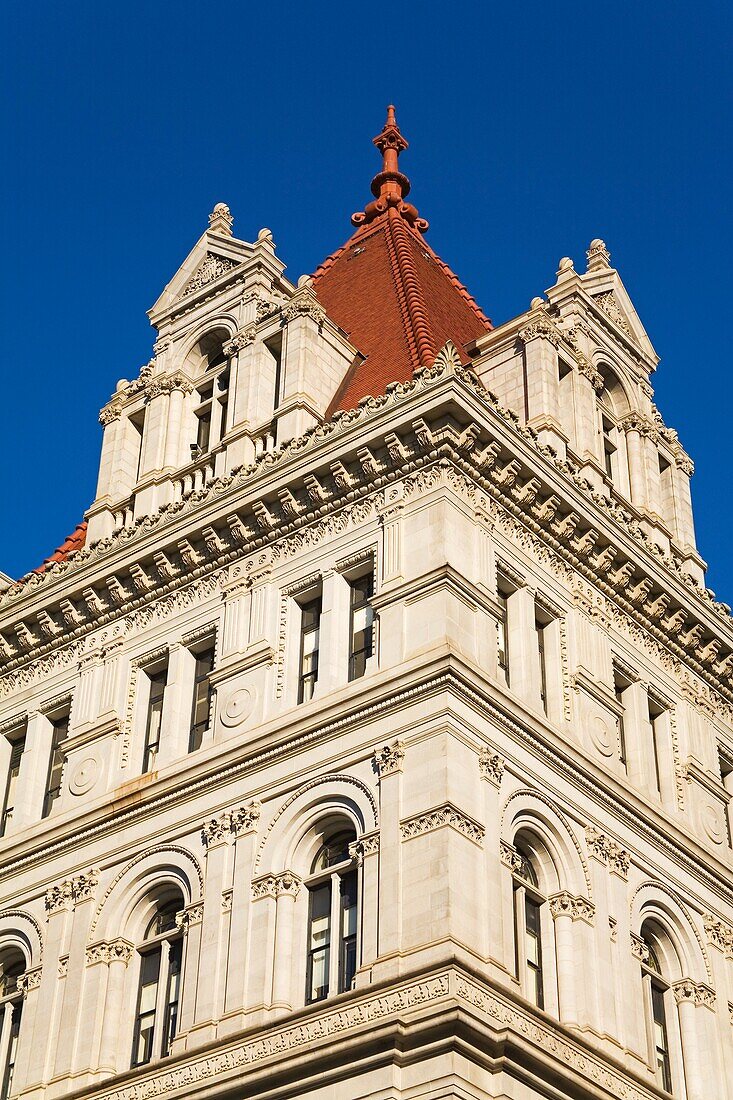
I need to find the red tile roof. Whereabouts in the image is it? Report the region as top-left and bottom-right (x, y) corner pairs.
(33, 522), (87, 575)
(313, 107), (492, 414)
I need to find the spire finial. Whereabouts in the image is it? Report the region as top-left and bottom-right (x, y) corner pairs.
(351, 106), (429, 233)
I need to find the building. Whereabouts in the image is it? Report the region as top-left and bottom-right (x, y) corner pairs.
(0, 106), (731, 1100)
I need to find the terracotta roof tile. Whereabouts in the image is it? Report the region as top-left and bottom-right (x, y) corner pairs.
(312, 108), (491, 415)
(33, 522), (87, 575)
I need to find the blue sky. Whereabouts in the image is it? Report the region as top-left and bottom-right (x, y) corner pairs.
(1, 2), (731, 595)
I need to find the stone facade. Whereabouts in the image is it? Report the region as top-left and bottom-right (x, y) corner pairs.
(0, 170), (732, 1100)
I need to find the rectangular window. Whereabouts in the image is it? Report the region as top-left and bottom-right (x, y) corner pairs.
(1, 728), (25, 836)
(348, 574), (374, 681)
(217, 370), (230, 439)
(298, 596), (322, 704)
(338, 870), (358, 993)
(161, 939), (182, 1057)
(42, 711), (70, 819)
(142, 666), (168, 773)
(132, 949), (161, 1067)
(534, 606), (552, 714)
(613, 669), (629, 766)
(524, 894), (544, 1010)
(130, 411), (146, 483)
(719, 750), (733, 848)
(497, 591), (510, 686)
(195, 381), (213, 455)
(648, 698), (665, 794)
(602, 415), (617, 480)
(651, 982), (672, 1092)
(306, 882), (331, 1003)
(188, 644), (215, 753)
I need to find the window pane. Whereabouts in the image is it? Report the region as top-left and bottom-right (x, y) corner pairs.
(132, 948), (161, 1066)
(307, 883), (331, 1002)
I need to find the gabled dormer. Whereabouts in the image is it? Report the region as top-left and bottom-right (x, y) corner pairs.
(86, 205), (358, 545)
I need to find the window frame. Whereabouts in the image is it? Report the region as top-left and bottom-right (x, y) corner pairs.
(297, 594), (322, 704)
(187, 641), (215, 753)
(42, 709), (70, 819)
(512, 849), (546, 1011)
(1, 725), (26, 837)
(0, 953), (25, 1100)
(640, 939), (674, 1094)
(304, 832), (359, 1005)
(142, 663), (168, 774)
(131, 902), (184, 1068)
(347, 572), (374, 682)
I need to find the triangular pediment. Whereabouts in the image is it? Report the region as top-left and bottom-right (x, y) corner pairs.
(580, 243), (658, 363)
(148, 212), (257, 325)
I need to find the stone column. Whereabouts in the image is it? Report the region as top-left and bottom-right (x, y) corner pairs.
(88, 939), (134, 1077)
(193, 817), (234, 1036)
(313, 570), (337, 695)
(518, 318), (566, 454)
(247, 878), (279, 1015)
(350, 831), (380, 988)
(54, 870), (100, 1081)
(14, 711), (51, 828)
(223, 803), (261, 1023)
(270, 873), (301, 1012)
(479, 749), (508, 973)
(621, 415), (648, 513)
(372, 741), (405, 978)
(673, 982), (709, 1100)
(11, 967), (41, 1096)
(173, 902), (204, 1041)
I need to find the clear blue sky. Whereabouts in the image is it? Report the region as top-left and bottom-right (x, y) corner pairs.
(1, 2), (731, 595)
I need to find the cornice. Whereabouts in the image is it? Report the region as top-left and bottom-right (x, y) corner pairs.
(2, 355), (732, 709)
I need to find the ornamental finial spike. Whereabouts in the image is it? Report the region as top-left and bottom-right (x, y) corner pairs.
(350, 106), (428, 233)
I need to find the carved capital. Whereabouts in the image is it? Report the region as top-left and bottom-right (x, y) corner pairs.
(578, 360), (604, 392)
(630, 932), (650, 963)
(585, 827), (630, 878)
(672, 978), (716, 1009)
(282, 291), (326, 325)
(704, 914), (733, 954)
(251, 872), (301, 900)
(99, 403), (122, 426)
(17, 967), (42, 996)
(478, 747), (505, 786)
(230, 801), (261, 836)
(548, 891), (595, 924)
(374, 740), (405, 778)
(223, 325), (256, 355)
(86, 938), (134, 966)
(45, 869), (99, 915)
(175, 902), (204, 929)
(202, 814), (233, 848)
(348, 831), (380, 865)
(518, 315), (562, 347)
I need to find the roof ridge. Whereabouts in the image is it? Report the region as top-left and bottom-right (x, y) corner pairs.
(387, 213), (436, 368)
(382, 213), (422, 372)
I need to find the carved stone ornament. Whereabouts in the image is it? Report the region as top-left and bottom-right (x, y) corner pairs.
(703, 914), (733, 954)
(499, 839), (524, 875)
(630, 932), (650, 963)
(594, 291), (632, 336)
(578, 360), (604, 392)
(518, 314), (562, 348)
(17, 967), (42, 996)
(478, 747), (505, 786)
(400, 804), (485, 846)
(672, 979), (716, 1009)
(223, 326), (256, 355)
(373, 740), (405, 778)
(585, 827), (630, 879)
(282, 292), (326, 325)
(86, 939), (134, 967)
(202, 802), (261, 846)
(348, 832), (380, 864)
(208, 202), (233, 236)
(175, 903), (204, 929)
(251, 872), (302, 900)
(99, 403), (123, 426)
(548, 891), (595, 924)
(45, 869), (99, 915)
(181, 253), (238, 297)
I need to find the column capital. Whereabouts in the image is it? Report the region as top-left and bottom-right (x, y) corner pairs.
(374, 740), (405, 778)
(85, 938), (135, 967)
(45, 868), (99, 916)
(348, 831), (380, 865)
(672, 978), (716, 1010)
(479, 747), (505, 786)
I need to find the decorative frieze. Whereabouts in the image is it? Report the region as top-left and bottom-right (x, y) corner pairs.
(585, 827), (631, 879)
(478, 747), (505, 786)
(400, 804), (484, 846)
(373, 740), (405, 778)
(548, 891), (595, 924)
(181, 253), (238, 297)
(518, 315), (563, 347)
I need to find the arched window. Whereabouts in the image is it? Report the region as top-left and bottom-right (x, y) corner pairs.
(189, 332), (231, 460)
(305, 828), (357, 1004)
(0, 950), (25, 1100)
(596, 367), (630, 491)
(131, 895), (183, 1068)
(512, 846), (546, 1009)
(639, 922), (677, 1093)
